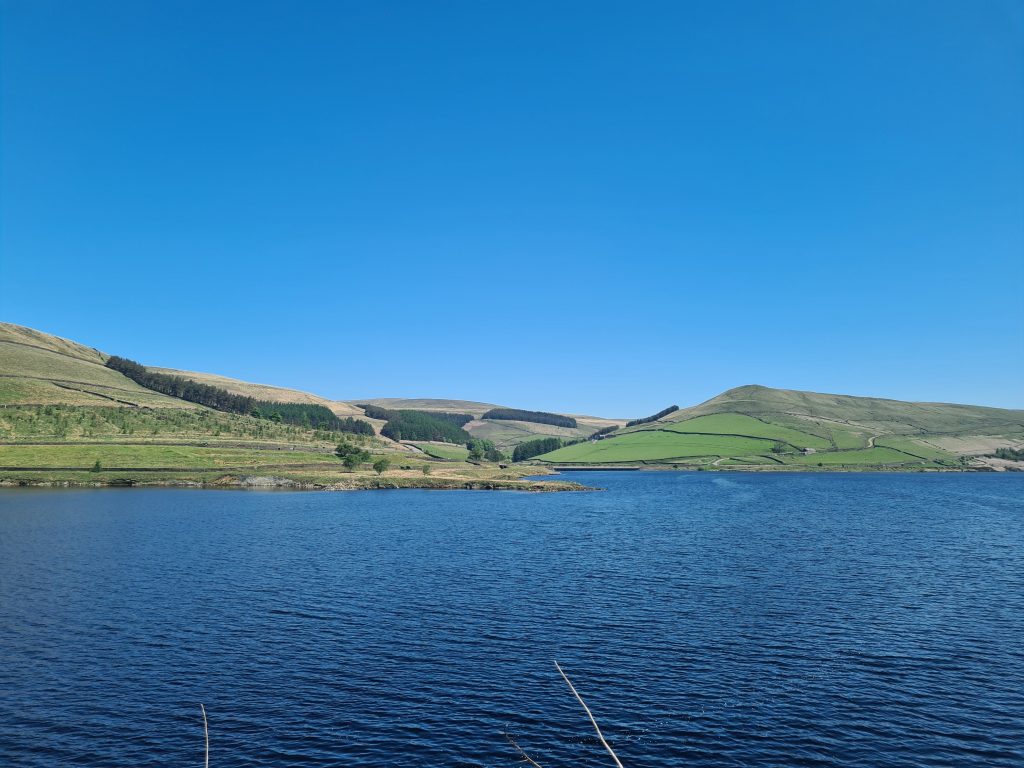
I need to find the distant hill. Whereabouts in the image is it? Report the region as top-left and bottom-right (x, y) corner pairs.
(537, 385), (1024, 469)
(351, 397), (626, 450)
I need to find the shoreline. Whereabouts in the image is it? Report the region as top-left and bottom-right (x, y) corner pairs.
(0, 474), (592, 492)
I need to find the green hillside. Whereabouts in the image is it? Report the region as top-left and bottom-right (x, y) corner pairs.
(0, 323), (576, 490)
(536, 385), (1024, 470)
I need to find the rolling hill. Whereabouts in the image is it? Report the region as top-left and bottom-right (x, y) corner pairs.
(0, 322), (581, 490)
(536, 385), (1024, 470)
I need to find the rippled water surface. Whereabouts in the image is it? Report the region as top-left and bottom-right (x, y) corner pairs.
(1, 472), (1022, 766)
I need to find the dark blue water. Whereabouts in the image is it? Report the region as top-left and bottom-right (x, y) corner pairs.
(1, 473), (1022, 767)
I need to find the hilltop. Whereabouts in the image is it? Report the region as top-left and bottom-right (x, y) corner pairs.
(536, 385), (1024, 470)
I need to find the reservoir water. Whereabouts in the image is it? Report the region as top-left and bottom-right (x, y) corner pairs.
(1, 472), (1022, 766)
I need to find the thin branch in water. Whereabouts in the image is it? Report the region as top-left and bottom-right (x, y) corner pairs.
(200, 704), (209, 768)
(554, 661), (624, 768)
(503, 730), (545, 768)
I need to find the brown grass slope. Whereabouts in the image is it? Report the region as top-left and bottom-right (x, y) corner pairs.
(0, 322), (197, 408)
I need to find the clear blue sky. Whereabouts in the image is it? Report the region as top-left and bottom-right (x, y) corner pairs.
(2, 1), (1022, 416)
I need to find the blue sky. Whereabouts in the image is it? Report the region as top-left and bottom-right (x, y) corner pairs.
(2, 0), (1022, 416)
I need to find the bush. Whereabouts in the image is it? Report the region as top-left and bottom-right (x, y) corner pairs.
(335, 440), (371, 471)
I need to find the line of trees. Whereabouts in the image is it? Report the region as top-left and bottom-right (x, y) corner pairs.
(991, 447), (1024, 461)
(358, 404), (472, 427)
(106, 355), (373, 434)
(626, 405), (679, 427)
(592, 425), (619, 439)
(358, 404), (393, 420)
(482, 408), (577, 429)
(358, 405), (474, 443)
(512, 437), (563, 462)
(379, 411), (472, 443)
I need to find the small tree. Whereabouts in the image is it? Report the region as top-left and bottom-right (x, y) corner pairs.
(90, 460), (102, 473)
(422, 464), (431, 475)
(373, 458), (391, 475)
(336, 440), (370, 471)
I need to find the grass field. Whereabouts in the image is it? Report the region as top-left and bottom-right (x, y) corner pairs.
(659, 413), (832, 449)
(538, 431), (776, 463)
(788, 447), (935, 466)
(413, 442), (471, 460)
(0, 444), (337, 469)
(872, 437), (955, 462)
(0, 404), (348, 446)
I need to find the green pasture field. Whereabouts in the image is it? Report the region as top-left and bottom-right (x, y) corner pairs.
(413, 442), (471, 460)
(788, 447), (932, 466)
(658, 413), (832, 449)
(538, 431), (776, 463)
(873, 437), (955, 462)
(0, 444), (337, 470)
(0, 404), (348, 447)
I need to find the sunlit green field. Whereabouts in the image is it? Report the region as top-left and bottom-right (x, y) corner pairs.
(413, 442), (471, 460)
(659, 413), (832, 449)
(538, 431), (775, 463)
(788, 447), (933, 466)
(0, 444), (337, 469)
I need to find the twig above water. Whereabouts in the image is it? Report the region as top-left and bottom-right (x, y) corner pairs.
(200, 704), (209, 768)
(555, 661), (624, 768)
(503, 730), (546, 767)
